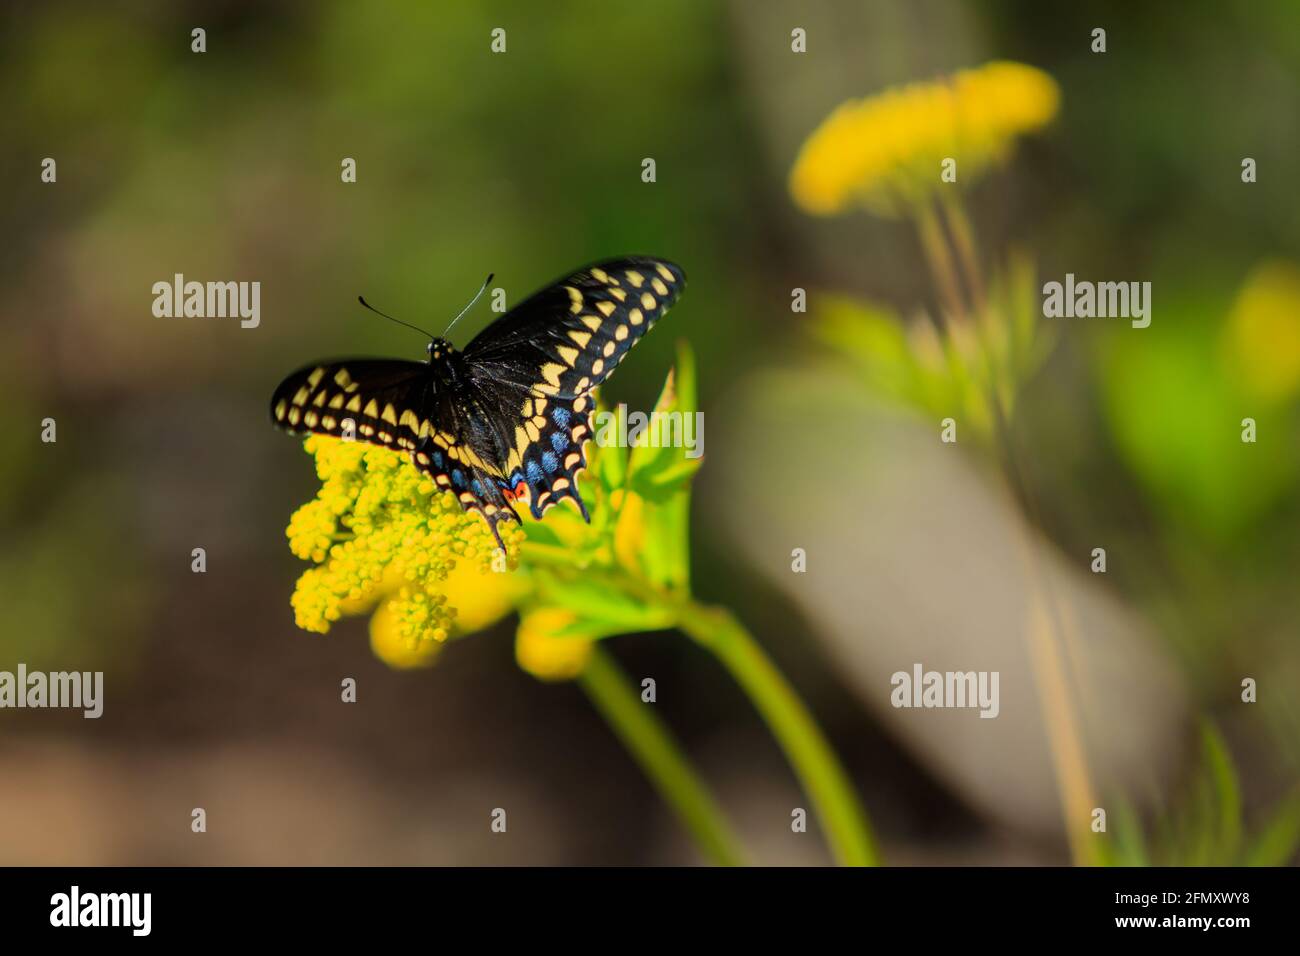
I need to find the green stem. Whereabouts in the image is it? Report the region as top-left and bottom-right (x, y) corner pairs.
(939, 193), (987, 316)
(578, 645), (749, 866)
(915, 201), (968, 325)
(675, 600), (880, 866)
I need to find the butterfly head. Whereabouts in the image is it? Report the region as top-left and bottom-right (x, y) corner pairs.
(426, 337), (455, 363)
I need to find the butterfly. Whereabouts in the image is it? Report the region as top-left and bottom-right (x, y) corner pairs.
(270, 256), (686, 550)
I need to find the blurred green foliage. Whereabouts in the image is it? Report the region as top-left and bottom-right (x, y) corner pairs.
(1102, 724), (1300, 866)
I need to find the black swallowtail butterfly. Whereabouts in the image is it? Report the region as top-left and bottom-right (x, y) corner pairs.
(271, 257), (686, 550)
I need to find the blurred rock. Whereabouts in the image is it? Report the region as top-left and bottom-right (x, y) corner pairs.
(704, 365), (1190, 841)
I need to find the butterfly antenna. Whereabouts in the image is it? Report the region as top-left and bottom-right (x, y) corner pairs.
(442, 273), (494, 337)
(357, 296), (438, 339)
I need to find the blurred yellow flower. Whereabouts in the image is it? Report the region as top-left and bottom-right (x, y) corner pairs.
(515, 608), (593, 681)
(1222, 260), (1300, 404)
(790, 61), (1059, 217)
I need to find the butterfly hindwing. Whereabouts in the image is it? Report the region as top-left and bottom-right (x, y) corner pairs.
(487, 389), (594, 520)
(270, 359), (432, 448)
(269, 359), (520, 547)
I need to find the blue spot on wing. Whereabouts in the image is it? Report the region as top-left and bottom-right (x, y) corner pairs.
(552, 406), (571, 428)
(526, 460), (543, 483)
(550, 430), (568, 453)
(452, 469), (465, 488)
(542, 451), (558, 473)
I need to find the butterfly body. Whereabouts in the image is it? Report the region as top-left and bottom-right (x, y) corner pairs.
(271, 257), (686, 549)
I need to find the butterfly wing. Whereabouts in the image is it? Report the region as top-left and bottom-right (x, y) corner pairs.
(269, 359), (520, 547)
(461, 256), (686, 518)
(270, 359), (433, 445)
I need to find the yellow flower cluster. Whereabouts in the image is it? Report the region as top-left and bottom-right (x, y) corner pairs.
(790, 61), (1060, 217)
(286, 436), (522, 649)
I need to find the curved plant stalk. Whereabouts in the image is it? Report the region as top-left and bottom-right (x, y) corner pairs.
(579, 645), (748, 866)
(675, 600), (880, 867)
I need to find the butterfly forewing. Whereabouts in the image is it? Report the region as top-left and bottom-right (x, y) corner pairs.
(463, 256), (686, 517)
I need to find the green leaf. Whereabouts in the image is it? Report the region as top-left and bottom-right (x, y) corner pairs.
(593, 399), (629, 495)
(1244, 789), (1300, 866)
(1108, 800), (1152, 867)
(623, 341), (699, 590)
(534, 573), (674, 639)
(1200, 722), (1243, 863)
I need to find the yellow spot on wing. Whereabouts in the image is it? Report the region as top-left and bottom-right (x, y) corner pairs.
(629, 308), (644, 326)
(655, 263), (674, 282)
(556, 345), (579, 366)
(307, 368), (325, 388)
(381, 403), (398, 425)
(625, 270), (645, 288)
(640, 292), (655, 310)
(651, 277), (669, 296)
(615, 324), (629, 341)
(541, 363), (564, 387)
(292, 387), (310, 405)
(568, 330), (591, 348)
(346, 395), (362, 412)
(329, 393), (345, 409)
